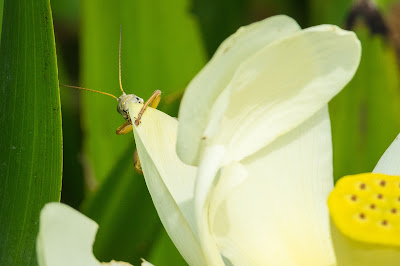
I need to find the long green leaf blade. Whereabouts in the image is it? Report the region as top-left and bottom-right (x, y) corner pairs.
(0, 0), (62, 265)
(0, 0), (4, 42)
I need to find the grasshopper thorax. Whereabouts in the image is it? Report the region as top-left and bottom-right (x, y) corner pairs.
(117, 93), (144, 121)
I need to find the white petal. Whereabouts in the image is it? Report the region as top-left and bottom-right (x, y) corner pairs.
(37, 203), (101, 266)
(140, 258), (154, 266)
(210, 107), (336, 265)
(101, 261), (133, 266)
(177, 15), (301, 165)
(207, 25), (361, 164)
(373, 133), (400, 175)
(129, 104), (206, 266)
(194, 145), (226, 266)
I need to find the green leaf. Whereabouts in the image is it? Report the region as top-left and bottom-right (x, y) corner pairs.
(0, 0), (62, 265)
(0, 0), (4, 42)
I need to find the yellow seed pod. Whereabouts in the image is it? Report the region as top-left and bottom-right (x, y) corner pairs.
(328, 173), (400, 246)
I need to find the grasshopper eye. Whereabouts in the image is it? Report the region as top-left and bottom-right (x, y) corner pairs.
(136, 97), (144, 104)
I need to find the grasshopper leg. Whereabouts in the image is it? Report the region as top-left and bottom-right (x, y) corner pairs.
(134, 90), (162, 126)
(116, 121), (133, 135)
(133, 149), (143, 174)
(122, 90), (162, 175)
(115, 121), (143, 174)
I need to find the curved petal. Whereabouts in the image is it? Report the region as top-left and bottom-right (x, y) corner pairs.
(373, 133), (400, 175)
(37, 203), (101, 266)
(207, 25), (361, 164)
(140, 259), (154, 266)
(194, 145), (226, 266)
(37, 203), (136, 266)
(177, 15), (301, 165)
(209, 107), (336, 265)
(129, 104), (206, 266)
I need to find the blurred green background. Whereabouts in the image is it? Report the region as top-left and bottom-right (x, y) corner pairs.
(1, 0), (400, 265)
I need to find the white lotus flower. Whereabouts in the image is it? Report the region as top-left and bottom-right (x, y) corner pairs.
(129, 15), (361, 265)
(36, 202), (153, 266)
(34, 14), (400, 265)
(36, 133), (400, 266)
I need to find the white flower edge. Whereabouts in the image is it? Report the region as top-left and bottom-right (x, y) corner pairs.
(373, 133), (400, 175)
(130, 104), (207, 266)
(177, 16), (361, 166)
(177, 15), (302, 165)
(37, 203), (100, 266)
(36, 202), (153, 266)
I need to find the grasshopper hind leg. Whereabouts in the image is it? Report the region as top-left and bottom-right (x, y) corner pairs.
(133, 149), (143, 175)
(116, 121), (133, 135)
(116, 122), (143, 175)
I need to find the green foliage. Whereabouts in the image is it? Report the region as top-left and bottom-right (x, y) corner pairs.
(193, 0), (308, 56)
(308, 0), (400, 181)
(0, 0), (3, 41)
(148, 231), (188, 265)
(330, 28), (400, 181)
(81, 146), (166, 264)
(0, 0), (62, 265)
(309, 0), (353, 25)
(57, 47), (85, 209)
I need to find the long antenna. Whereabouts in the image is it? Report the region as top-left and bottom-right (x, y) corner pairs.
(60, 84), (118, 100)
(119, 26), (125, 94)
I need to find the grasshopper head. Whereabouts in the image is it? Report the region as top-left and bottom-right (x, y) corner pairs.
(117, 93), (144, 121)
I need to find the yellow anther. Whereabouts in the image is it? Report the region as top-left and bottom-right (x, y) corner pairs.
(328, 173), (400, 246)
